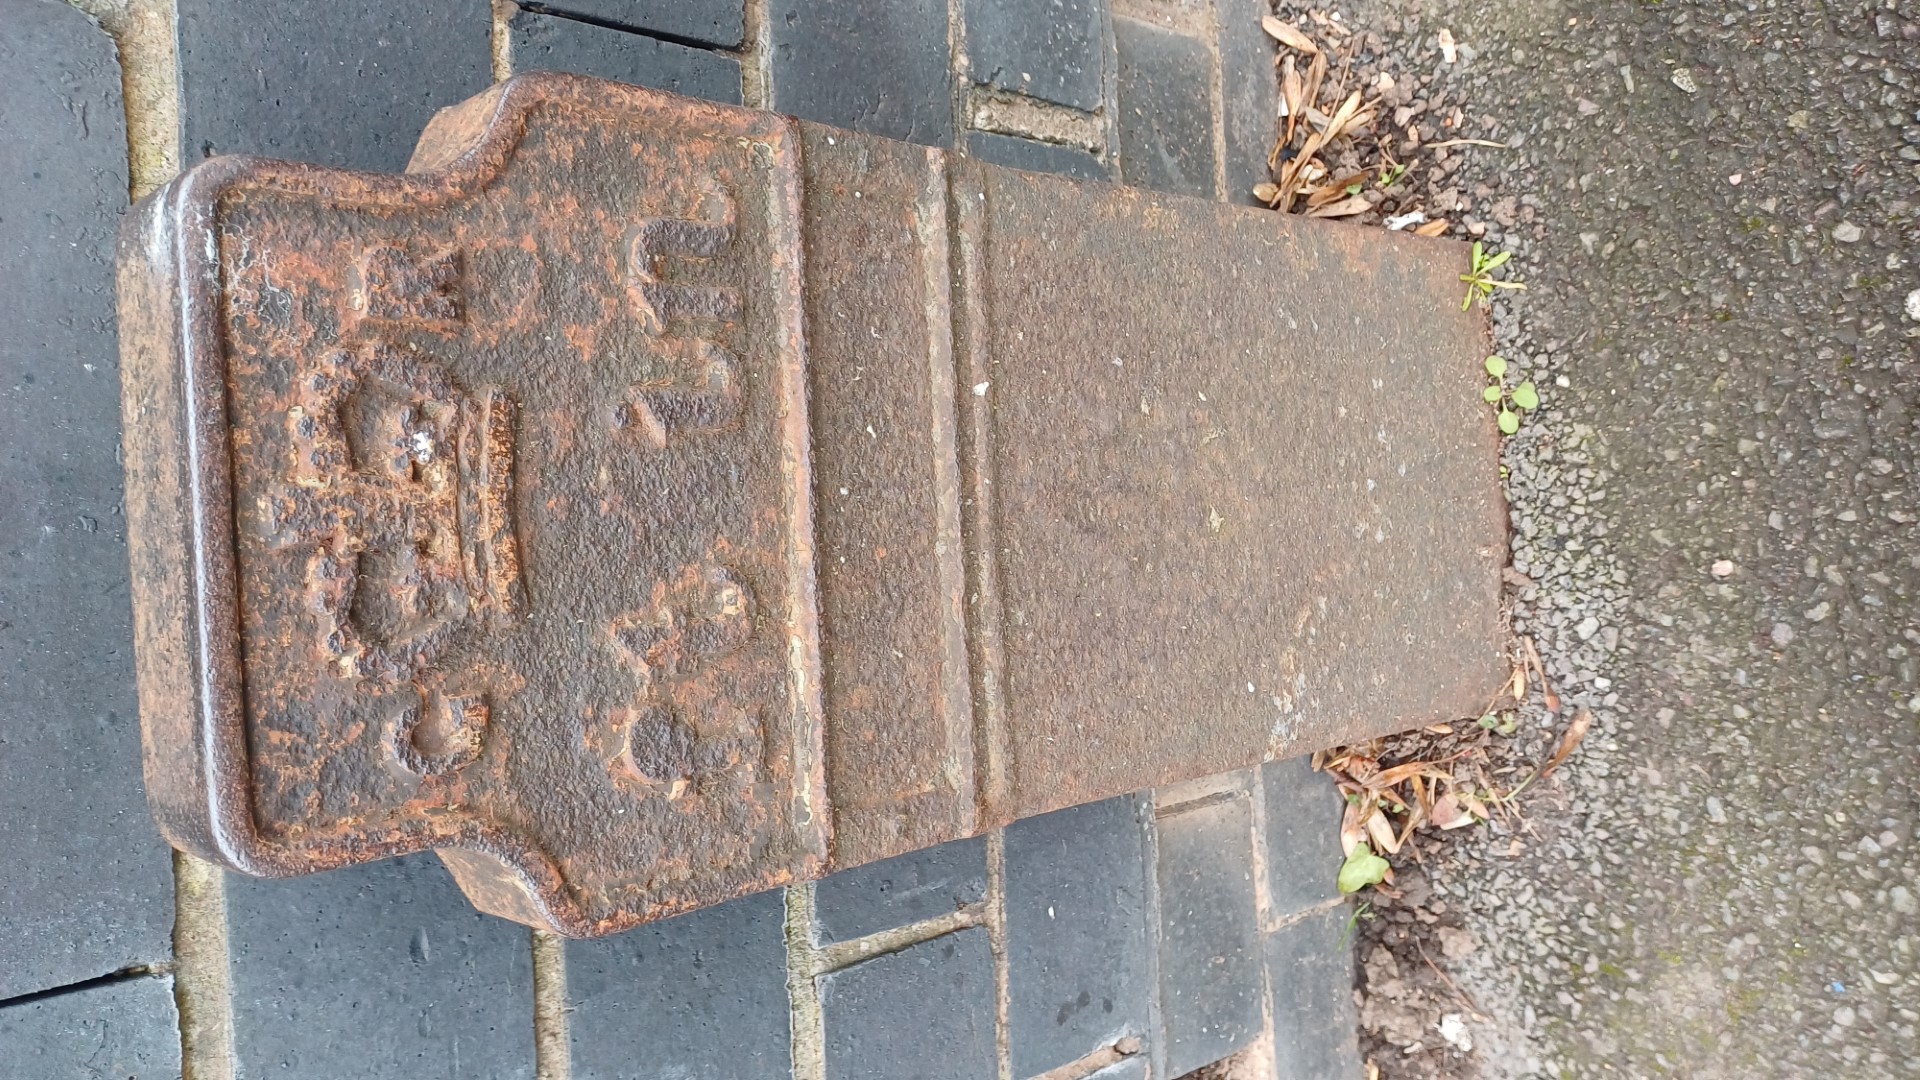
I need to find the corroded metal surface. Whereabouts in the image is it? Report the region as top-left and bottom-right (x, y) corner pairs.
(118, 73), (1505, 936)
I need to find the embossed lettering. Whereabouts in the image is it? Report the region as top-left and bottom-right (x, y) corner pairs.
(617, 192), (743, 447)
(391, 687), (489, 776)
(601, 563), (760, 799)
(352, 245), (463, 326)
(627, 193), (741, 332)
(605, 339), (741, 451)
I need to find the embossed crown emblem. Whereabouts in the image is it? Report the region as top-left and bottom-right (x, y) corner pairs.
(263, 342), (521, 775)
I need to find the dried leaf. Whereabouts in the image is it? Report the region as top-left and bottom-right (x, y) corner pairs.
(1413, 219), (1451, 237)
(1424, 723), (1455, 735)
(1521, 640), (1562, 711)
(1339, 798), (1367, 857)
(1366, 760), (1455, 792)
(1438, 28), (1458, 64)
(1306, 171), (1370, 207)
(1394, 812), (1420, 852)
(1274, 132), (1326, 211)
(1371, 784), (1411, 813)
(1322, 91), (1363, 141)
(1341, 752), (1378, 783)
(1458, 791), (1490, 822)
(1252, 182), (1282, 205)
(1540, 709), (1593, 777)
(1277, 58), (1306, 148)
(1302, 49), (1328, 128)
(1427, 137), (1510, 150)
(1365, 807), (1401, 854)
(1261, 15), (1320, 55)
(1509, 665), (1527, 702)
(1431, 791), (1475, 830)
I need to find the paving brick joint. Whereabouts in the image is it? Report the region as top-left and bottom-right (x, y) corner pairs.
(1, 1), (1385, 1077)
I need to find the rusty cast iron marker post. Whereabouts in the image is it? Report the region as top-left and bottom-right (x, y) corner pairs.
(118, 74), (1506, 937)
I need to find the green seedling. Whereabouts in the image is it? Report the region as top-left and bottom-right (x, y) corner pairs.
(1481, 354), (1538, 435)
(1461, 240), (1526, 309)
(1379, 162), (1409, 188)
(1337, 901), (1376, 949)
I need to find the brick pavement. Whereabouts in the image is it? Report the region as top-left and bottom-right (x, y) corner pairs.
(0, 1), (1361, 1076)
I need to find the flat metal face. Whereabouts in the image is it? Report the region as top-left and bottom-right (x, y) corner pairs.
(118, 74), (1505, 935)
(950, 163), (1507, 820)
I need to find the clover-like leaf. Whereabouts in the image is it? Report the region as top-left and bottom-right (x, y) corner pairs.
(1498, 409), (1520, 435)
(1484, 355), (1508, 378)
(1338, 842), (1391, 894)
(1482, 385), (1503, 403)
(1511, 381), (1540, 410)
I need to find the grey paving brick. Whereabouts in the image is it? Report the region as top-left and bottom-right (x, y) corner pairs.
(1217, 0), (1280, 206)
(967, 131), (1110, 181)
(820, 928), (997, 1080)
(511, 9), (742, 103)
(1262, 755), (1344, 919)
(1003, 796), (1151, 1077)
(770, 0), (954, 147)
(519, 0), (744, 48)
(177, 0), (494, 173)
(965, 0), (1106, 111)
(227, 854), (535, 1080)
(1113, 17), (1216, 198)
(568, 890), (792, 1080)
(0, 975), (180, 1079)
(1155, 792), (1264, 1076)
(0, 0), (176, 1001)
(1267, 905), (1362, 1080)
(815, 837), (987, 943)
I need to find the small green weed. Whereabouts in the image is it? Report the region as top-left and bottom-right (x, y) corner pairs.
(1477, 710), (1519, 736)
(1337, 901), (1375, 949)
(1461, 240), (1526, 309)
(1379, 162), (1409, 189)
(1481, 354), (1538, 435)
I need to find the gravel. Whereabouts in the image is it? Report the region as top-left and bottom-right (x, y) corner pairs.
(1257, 0), (1920, 1076)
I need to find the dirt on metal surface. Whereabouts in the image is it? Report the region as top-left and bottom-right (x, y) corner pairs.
(117, 72), (1504, 936)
